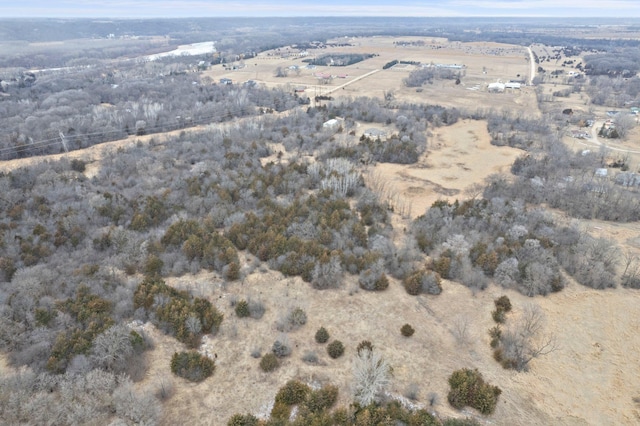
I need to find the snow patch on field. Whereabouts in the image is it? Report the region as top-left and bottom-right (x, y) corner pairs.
(145, 41), (216, 61)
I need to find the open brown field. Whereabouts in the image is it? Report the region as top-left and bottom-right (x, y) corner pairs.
(204, 36), (535, 112)
(151, 255), (640, 426)
(368, 119), (523, 218)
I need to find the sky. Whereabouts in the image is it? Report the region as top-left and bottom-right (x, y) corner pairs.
(3, 0), (640, 18)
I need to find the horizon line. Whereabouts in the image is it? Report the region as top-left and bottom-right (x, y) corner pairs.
(2, 15), (639, 19)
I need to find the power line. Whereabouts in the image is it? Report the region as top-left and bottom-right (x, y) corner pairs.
(0, 104), (290, 158)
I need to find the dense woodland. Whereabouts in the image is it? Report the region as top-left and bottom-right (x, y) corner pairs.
(0, 64), (302, 160)
(1, 17), (640, 425)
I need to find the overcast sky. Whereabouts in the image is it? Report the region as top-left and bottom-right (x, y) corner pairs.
(3, 0), (640, 18)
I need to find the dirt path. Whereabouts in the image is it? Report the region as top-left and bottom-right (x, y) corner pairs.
(326, 69), (380, 94)
(527, 46), (536, 86)
(0, 109), (299, 176)
(570, 121), (640, 155)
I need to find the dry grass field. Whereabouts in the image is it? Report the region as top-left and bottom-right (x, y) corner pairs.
(3, 35), (640, 425)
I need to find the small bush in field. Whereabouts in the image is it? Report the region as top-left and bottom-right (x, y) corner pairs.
(275, 380), (310, 405)
(491, 309), (505, 323)
(493, 296), (511, 312)
(315, 326), (330, 343)
(170, 351), (215, 382)
(401, 323), (415, 337)
(247, 298), (265, 319)
(305, 385), (339, 413)
(260, 353), (279, 372)
(235, 300), (250, 318)
(447, 368), (501, 415)
(302, 351), (319, 364)
(289, 307), (307, 327)
(277, 306), (307, 332)
(488, 326), (501, 348)
(494, 295), (512, 313)
(272, 334), (292, 358)
(405, 383), (420, 401)
(227, 413), (259, 426)
(491, 296), (511, 324)
(357, 340), (374, 355)
(327, 340), (345, 359)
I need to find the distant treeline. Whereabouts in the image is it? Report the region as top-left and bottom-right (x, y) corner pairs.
(306, 53), (375, 67)
(584, 48), (640, 77)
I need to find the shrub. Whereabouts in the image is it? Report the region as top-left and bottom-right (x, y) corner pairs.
(170, 351), (215, 382)
(259, 353), (279, 372)
(134, 276), (224, 347)
(403, 269), (442, 296)
(277, 306), (307, 332)
(247, 298), (266, 319)
(358, 260), (389, 291)
(275, 380), (310, 405)
(306, 384), (339, 413)
(289, 307), (307, 326)
(491, 309), (506, 324)
(227, 413), (260, 426)
(401, 323), (415, 337)
(494, 295), (512, 313)
(235, 300), (250, 318)
(432, 255), (452, 279)
(302, 351), (319, 364)
(404, 383), (420, 401)
(403, 272), (422, 295)
(327, 340), (345, 359)
(447, 368), (501, 415)
(356, 340), (374, 355)
(270, 401), (291, 421)
(488, 326), (502, 348)
(315, 326), (330, 343)
(70, 159), (86, 173)
(272, 334), (292, 358)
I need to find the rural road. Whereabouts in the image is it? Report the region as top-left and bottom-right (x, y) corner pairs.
(572, 120), (640, 154)
(527, 46), (535, 85)
(325, 69), (381, 94)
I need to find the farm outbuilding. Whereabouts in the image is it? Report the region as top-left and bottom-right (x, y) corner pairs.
(488, 82), (505, 93)
(363, 128), (387, 140)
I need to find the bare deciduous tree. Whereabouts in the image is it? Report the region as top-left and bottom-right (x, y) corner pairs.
(451, 315), (472, 346)
(499, 303), (557, 372)
(91, 324), (134, 372)
(614, 113), (637, 139)
(352, 348), (391, 406)
(622, 250), (640, 288)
